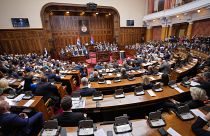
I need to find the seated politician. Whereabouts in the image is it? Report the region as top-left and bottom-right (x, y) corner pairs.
(192, 112), (210, 136)
(88, 71), (99, 82)
(142, 75), (153, 90)
(120, 68), (128, 79)
(55, 96), (86, 127)
(164, 87), (208, 110)
(34, 76), (61, 107)
(0, 100), (44, 136)
(194, 72), (210, 97)
(79, 77), (96, 96)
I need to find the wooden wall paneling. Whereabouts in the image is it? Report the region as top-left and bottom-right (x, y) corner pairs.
(192, 19), (210, 36)
(119, 27), (146, 46)
(0, 29), (49, 54)
(152, 26), (161, 41)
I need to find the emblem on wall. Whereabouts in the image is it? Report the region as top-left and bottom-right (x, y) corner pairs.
(79, 20), (89, 34)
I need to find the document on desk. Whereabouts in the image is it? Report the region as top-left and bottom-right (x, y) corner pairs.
(93, 129), (106, 136)
(174, 87), (184, 93)
(8, 79), (17, 84)
(191, 109), (206, 119)
(176, 69), (182, 73)
(72, 98), (86, 109)
(24, 100), (35, 107)
(131, 70), (135, 73)
(149, 77), (155, 80)
(108, 73), (112, 76)
(147, 90), (156, 97)
(13, 94), (25, 102)
(106, 80), (112, 84)
(183, 67), (189, 70)
(117, 73), (121, 77)
(167, 127), (181, 136)
(20, 81), (25, 86)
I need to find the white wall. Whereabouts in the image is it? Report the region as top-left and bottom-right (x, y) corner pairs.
(0, 0), (147, 29)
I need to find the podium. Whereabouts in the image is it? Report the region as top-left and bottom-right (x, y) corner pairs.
(96, 51), (110, 62)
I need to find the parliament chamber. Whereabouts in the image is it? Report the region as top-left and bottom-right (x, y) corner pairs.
(1, 0), (210, 136)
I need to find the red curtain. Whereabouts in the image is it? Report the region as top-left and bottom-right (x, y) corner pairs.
(148, 0), (154, 14)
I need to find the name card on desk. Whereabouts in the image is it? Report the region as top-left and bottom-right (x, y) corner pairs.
(149, 77), (155, 80)
(191, 109), (206, 119)
(24, 100), (35, 107)
(60, 75), (65, 79)
(13, 94), (25, 102)
(176, 69), (182, 73)
(94, 129), (106, 136)
(174, 87), (184, 93)
(108, 73), (112, 76)
(147, 90), (156, 97)
(183, 67), (189, 70)
(106, 80), (112, 84)
(117, 73), (121, 77)
(167, 127), (181, 136)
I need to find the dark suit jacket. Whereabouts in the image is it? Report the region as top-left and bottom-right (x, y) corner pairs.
(56, 111), (85, 127)
(198, 81), (210, 97)
(88, 77), (99, 82)
(0, 112), (43, 136)
(192, 116), (210, 136)
(79, 87), (96, 97)
(120, 74), (128, 79)
(34, 82), (60, 102)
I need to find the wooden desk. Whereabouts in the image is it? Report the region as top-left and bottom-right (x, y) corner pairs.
(102, 69), (145, 79)
(89, 75), (161, 91)
(54, 83), (67, 98)
(96, 51), (110, 62)
(4, 95), (49, 120)
(65, 111), (195, 136)
(74, 84), (189, 112)
(61, 75), (76, 93)
(59, 70), (81, 85)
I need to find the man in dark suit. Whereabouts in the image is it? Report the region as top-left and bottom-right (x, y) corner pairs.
(55, 96), (85, 127)
(159, 59), (171, 74)
(34, 76), (60, 102)
(192, 112), (210, 136)
(79, 77), (96, 96)
(88, 71), (99, 82)
(0, 100), (44, 136)
(196, 72), (210, 97)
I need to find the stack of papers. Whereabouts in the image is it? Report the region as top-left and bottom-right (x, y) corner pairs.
(13, 94), (25, 102)
(72, 99), (86, 109)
